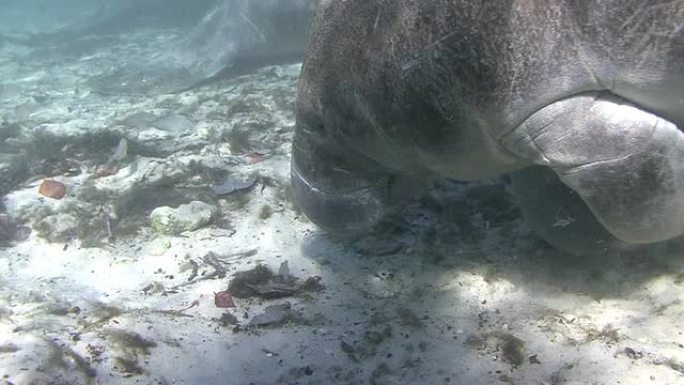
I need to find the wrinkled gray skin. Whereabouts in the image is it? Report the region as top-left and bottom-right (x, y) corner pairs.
(291, 0), (684, 253)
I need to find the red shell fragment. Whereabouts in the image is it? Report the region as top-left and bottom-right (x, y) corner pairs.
(38, 179), (66, 199)
(214, 291), (236, 308)
(93, 164), (119, 178)
(244, 152), (266, 163)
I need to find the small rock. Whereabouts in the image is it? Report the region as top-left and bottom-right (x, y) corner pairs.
(300, 276), (325, 292)
(623, 347), (639, 359)
(248, 302), (291, 327)
(149, 201), (217, 235)
(152, 113), (195, 133)
(211, 175), (257, 195)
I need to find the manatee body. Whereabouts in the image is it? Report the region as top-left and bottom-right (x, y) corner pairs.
(291, 0), (684, 253)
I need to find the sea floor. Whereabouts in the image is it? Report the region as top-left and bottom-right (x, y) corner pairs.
(1, 26), (683, 385)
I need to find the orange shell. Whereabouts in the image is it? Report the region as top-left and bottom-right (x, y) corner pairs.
(38, 180), (66, 199)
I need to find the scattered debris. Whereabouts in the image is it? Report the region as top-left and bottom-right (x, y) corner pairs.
(585, 324), (620, 344)
(261, 348), (279, 357)
(114, 356), (144, 376)
(214, 291), (236, 308)
(86, 344), (105, 363)
(141, 281), (165, 295)
(38, 179), (66, 199)
(498, 334), (526, 367)
(211, 174), (257, 195)
(300, 276), (325, 292)
(104, 328), (157, 375)
(228, 264), (274, 297)
(228, 263), (324, 299)
(218, 312), (240, 326)
(93, 164), (120, 178)
(43, 337), (97, 378)
(653, 356), (684, 374)
(248, 302), (292, 327)
(340, 340), (359, 362)
(168, 249), (258, 291)
(623, 347), (639, 359)
(289, 365), (314, 377)
(244, 151), (267, 163)
(174, 299), (200, 314)
(0, 214), (30, 244)
(110, 138), (128, 163)
(466, 332), (526, 368)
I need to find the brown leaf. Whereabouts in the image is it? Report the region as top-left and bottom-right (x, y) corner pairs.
(214, 291), (236, 308)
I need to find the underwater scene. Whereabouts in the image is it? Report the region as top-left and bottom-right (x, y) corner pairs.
(0, 1), (683, 384)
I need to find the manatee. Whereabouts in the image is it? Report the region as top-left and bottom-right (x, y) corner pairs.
(291, 0), (684, 253)
(86, 0), (315, 94)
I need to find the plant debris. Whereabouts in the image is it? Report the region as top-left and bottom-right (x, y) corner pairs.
(214, 291), (236, 308)
(499, 333), (526, 367)
(211, 174), (257, 195)
(529, 354), (541, 364)
(218, 312), (240, 326)
(228, 262), (324, 299)
(466, 332), (526, 368)
(248, 302), (292, 327)
(168, 249), (257, 292)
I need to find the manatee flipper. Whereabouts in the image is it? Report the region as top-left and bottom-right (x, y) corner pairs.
(502, 91), (684, 244)
(291, 125), (432, 233)
(510, 166), (631, 254)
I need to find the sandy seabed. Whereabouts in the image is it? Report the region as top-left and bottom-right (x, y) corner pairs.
(1, 27), (683, 385)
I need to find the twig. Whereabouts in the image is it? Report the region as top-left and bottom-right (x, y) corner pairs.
(167, 249), (258, 291)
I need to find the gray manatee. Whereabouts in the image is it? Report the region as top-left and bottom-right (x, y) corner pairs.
(84, 0), (314, 94)
(291, 0), (684, 253)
